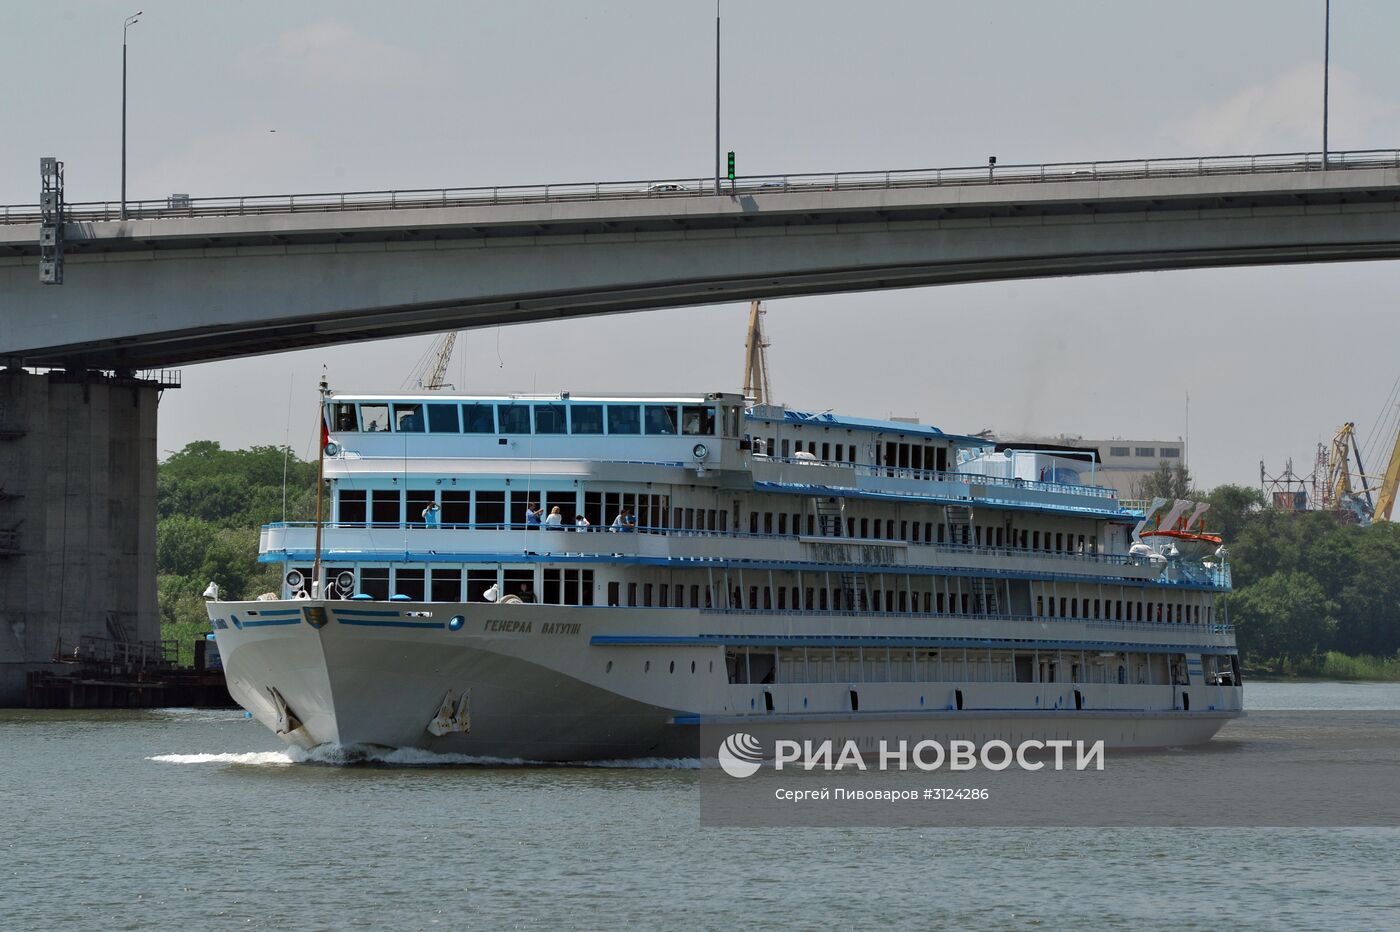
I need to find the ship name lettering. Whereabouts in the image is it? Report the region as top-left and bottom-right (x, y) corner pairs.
(484, 618), (533, 633)
(540, 622), (581, 636)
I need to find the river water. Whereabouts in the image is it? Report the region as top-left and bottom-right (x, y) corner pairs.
(2, 682), (1398, 930)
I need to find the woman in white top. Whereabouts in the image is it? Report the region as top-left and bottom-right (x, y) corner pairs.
(543, 506), (564, 530)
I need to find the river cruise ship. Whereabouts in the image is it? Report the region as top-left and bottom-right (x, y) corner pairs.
(206, 390), (1242, 759)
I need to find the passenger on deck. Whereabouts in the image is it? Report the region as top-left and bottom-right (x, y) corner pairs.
(574, 514), (591, 531)
(611, 506), (636, 532)
(544, 506), (564, 530)
(526, 502), (543, 529)
(422, 502), (441, 527)
(518, 584), (536, 603)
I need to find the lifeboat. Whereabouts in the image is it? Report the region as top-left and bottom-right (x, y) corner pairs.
(1134, 499), (1222, 561)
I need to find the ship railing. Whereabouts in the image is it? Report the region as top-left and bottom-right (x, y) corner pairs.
(261, 521), (1233, 587)
(5, 147), (1398, 224)
(781, 459), (1119, 499)
(265, 519), (1143, 564)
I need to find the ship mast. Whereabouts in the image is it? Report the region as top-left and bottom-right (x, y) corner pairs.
(312, 372), (328, 597)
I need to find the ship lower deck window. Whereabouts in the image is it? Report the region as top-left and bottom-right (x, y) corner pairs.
(466, 570), (496, 602)
(503, 570), (534, 602)
(360, 568), (389, 600)
(430, 569), (461, 602)
(394, 569), (425, 600)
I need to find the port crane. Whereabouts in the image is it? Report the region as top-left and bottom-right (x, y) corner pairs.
(741, 300), (772, 405)
(1319, 376), (1400, 523)
(405, 332), (458, 391)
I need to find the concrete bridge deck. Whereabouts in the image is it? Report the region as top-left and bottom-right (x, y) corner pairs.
(4, 149), (1400, 368)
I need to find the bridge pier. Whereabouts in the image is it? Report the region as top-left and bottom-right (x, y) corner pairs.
(0, 368), (162, 704)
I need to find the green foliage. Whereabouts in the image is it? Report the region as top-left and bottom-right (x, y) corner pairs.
(156, 442), (316, 664)
(1221, 497), (1400, 673)
(1132, 460), (1195, 501)
(1203, 484), (1264, 541)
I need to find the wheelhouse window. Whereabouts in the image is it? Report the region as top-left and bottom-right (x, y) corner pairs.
(645, 405), (678, 435)
(571, 404), (604, 434)
(331, 403), (358, 431)
(392, 403), (425, 432)
(360, 404), (390, 432)
(607, 405), (641, 435)
(682, 406), (715, 436)
(426, 403), (460, 433)
(497, 404), (531, 434)
(534, 404), (567, 434)
(462, 404), (495, 433)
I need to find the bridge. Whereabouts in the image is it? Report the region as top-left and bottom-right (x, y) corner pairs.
(5, 149), (1400, 369)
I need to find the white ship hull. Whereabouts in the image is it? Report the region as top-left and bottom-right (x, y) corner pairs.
(209, 599), (1243, 760)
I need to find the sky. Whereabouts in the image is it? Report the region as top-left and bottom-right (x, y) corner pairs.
(4, 0), (1400, 489)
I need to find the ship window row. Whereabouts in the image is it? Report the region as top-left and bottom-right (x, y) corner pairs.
(287, 563), (1215, 628)
(336, 489), (724, 533)
(331, 401), (717, 436)
(290, 564), (595, 605)
(1035, 593), (1210, 625)
(730, 648), (1214, 687)
(756, 436), (949, 473)
(332, 487), (1103, 555)
(760, 437), (860, 463)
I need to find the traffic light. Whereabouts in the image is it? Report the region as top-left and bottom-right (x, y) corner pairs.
(727, 151), (735, 181)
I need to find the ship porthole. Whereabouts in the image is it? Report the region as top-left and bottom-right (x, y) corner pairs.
(448, 615), (465, 631)
(669, 661), (675, 674)
(606, 660), (613, 673)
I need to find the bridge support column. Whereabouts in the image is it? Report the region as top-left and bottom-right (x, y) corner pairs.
(0, 369), (161, 704)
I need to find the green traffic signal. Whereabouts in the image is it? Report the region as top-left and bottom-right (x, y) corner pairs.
(727, 151), (735, 180)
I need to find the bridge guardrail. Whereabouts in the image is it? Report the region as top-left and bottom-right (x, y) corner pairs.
(3, 148), (1399, 225)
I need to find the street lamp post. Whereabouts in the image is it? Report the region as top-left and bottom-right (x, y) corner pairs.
(1322, 0), (1331, 169)
(122, 11), (142, 220)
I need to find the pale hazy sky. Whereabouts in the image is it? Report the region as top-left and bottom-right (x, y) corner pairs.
(5, 0), (1400, 488)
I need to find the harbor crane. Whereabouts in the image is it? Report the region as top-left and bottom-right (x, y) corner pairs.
(741, 300), (772, 406)
(406, 332), (458, 391)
